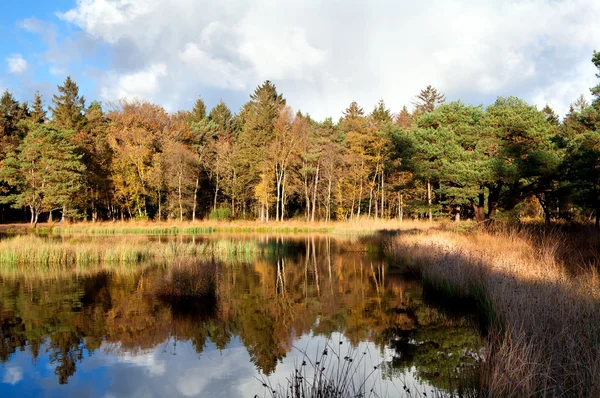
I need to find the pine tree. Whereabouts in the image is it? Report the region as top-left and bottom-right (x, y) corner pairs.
(0, 90), (21, 131)
(342, 101), (364, 120)
(190, 97), (207, 123)
(0, 125), (86, 226)
(592, 50), (600, 108)
(208, 100), (233, 135)
(235, 81), (285, 211)
(30, 91), (47, 124)
(0, 90), (25, 159)
(50, 76), (85, 129)
(542, 104), (560, 126)
(395, 105), (413, 128)
(370, 99), (392, 124)
(413, 85), (446, 114)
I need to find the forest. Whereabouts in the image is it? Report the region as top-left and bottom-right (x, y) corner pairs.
(1, 50), (599, 227)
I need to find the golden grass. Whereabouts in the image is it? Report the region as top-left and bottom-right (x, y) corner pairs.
(387, 227), (600, 396)
(0, 234), (291, 270)
(25, 218), (449, 236)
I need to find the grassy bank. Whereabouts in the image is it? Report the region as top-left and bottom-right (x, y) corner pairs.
(0, 219), (447, 236)
(0, 235), (295, 269)
(387, 226), (600, 396)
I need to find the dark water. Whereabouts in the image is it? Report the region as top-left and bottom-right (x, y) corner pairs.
(0, 235), (482, 397)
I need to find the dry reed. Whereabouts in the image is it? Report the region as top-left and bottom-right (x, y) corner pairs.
(152, 258), (217, 298)
(387, 227), (600, 396)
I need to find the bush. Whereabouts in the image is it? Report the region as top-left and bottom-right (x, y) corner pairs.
(153, 259), (217, 298)
(209, 206), (231, 221)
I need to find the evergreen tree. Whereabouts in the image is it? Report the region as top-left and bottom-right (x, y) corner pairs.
(565, 51), (600, 227)
(190, 97), (207, 123)
(74, 101), (111, 221)
(370, 99), (392, 124)
(50, 76), (85, 129)
(0, 90), (21, 135)
(342, 101), (364, 120)
(413, 85), (446, 114)
(0, 125), (86, 226)
(395, 106), (413, 128)
(542, 104), (560, 126)
(236, 81), (286, 207)
(30, 91), (47, 124)
(208, 100), (233, 135)
(592, 50), (600, 108)
(0, 90), (26, 160)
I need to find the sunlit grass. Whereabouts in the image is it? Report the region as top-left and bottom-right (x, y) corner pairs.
(0, 235), (297, 270)
(387, 226), (600, 396)
(44, 219), (446, 236)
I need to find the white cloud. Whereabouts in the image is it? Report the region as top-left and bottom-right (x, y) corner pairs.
(100, 63), (168, 101)
(49, 65), (67, 76)
(59, 0), (600, 119)
(7, 54), (28, 74)
(2, 366), (23, 385)
(532, 60), (598, 117)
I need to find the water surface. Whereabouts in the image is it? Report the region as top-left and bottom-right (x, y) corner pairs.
(0, 234), (482, 397)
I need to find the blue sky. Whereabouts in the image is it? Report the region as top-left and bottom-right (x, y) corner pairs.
(2, 0), (600, 120)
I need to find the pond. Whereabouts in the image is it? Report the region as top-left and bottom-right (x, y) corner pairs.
(0, 234), (483, 397)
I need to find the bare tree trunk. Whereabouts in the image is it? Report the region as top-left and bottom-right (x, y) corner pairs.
(157, 190), (162, 221)
(213, 173), (219, 212)
(368, 167), (378, 218)
(311, 163), (319, 222)
(275, 174), (280, 222)
(231, 169), (236, 218)
(178, 171), (183, 222)
(312, 236), (320, 296)
(326, 176), (332, 222)
(266, 200), (269, 223)
(304, 162), (311, 222)
(427, 180), (433, 222)
(381, 169), (384, 220)
(61, 205), (67, 223)
(368, 187), (373, 218)
(275, 166), (282, 222)
(357, 169), (363, 219)
(192, 176), (199, 221)
(281, 172), (287, 221)
(350, 181), (356, 220)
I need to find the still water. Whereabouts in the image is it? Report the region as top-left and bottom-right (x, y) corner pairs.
(0, 235), (482, 397)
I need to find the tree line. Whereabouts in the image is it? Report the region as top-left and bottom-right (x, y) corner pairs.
(1, 51), (599, 226)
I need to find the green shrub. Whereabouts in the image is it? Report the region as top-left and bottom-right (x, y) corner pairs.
(209, 206), (231, 221)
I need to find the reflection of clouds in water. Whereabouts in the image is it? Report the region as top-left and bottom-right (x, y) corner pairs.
(92, 338), (257, 397)
(0, 333), (425, 397)
(251, 332), (422, 397)
(2, 366), (23, 385)
(92, 333), (416, 397)
(117, 352), (166, 376)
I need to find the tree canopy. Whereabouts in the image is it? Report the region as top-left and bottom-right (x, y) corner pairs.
(1, 53), (600, 226)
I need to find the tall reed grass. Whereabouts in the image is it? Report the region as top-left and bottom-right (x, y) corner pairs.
(261, 341), (386, 398)
(0, 235), (294, 270)
(387, 226), (600, 396)
(46, 219), (444, 237)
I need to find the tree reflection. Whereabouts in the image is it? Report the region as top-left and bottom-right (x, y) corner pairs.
(0, 235), (482, 389)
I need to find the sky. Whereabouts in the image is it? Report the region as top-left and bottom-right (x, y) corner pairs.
(1, 0), (600, 121)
